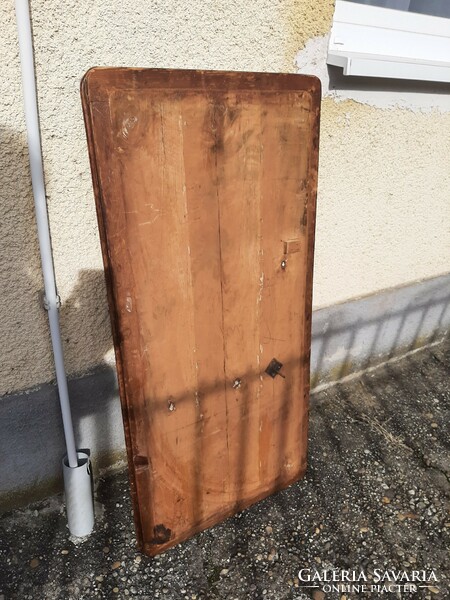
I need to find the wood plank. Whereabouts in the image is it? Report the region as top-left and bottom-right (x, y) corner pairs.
(258, 93), (312, 491)
(81, 68), (320, 555)
(211, 91), (264, 509)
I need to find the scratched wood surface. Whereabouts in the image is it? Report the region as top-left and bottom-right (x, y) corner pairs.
(81, 68), (320, 556)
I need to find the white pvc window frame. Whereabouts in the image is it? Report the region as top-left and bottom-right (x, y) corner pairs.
(327, 0), (450, 82)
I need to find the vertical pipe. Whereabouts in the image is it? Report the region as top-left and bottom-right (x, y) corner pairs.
(15, 0), (78, 468)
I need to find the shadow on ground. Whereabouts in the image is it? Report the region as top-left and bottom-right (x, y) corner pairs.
(0, 337), (448, 600)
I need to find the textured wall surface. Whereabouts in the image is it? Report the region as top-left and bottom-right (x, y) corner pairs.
(316, 97), (450, 307)
(1, 0), (449, 396)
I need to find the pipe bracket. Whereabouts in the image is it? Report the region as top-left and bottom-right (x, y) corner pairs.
(43, 294), (61, 311)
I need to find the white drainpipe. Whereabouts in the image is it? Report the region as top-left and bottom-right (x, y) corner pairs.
(15, 0), (94, 537)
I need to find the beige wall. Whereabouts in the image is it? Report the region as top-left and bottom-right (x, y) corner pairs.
(1, 0), (449, 396)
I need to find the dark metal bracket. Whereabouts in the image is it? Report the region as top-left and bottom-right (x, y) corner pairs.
(265, 358), (285, 379)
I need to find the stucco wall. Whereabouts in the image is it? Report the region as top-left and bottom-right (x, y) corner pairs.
(1, 0), (449, 396)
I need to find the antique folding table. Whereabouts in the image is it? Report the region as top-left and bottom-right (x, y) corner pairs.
(81, 67), (320, 555)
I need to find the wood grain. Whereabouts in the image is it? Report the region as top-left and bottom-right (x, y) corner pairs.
(81, 68), (320, 556)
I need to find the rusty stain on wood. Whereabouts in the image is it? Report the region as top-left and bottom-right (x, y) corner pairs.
(150, 524), (172, 545)
(81, 68), (320, 556)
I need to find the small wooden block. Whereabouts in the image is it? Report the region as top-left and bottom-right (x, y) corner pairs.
(283, 239), (302, 254)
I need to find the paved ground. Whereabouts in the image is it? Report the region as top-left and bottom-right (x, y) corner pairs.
(0, 338), (449, 600)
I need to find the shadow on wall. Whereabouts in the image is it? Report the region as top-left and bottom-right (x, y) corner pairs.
(0, 125), (115, 392)
(58, 268), (121, 470)
(311, 275), (450, 388)
(0, 125), (120, 509)
(0, 125), (51, 393)
(60, 268), (114, 372)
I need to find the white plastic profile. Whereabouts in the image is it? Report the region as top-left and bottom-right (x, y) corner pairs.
(63, 451), (95, 537)
(15, 0), (79, 469)
(15, 0), (95, 538)
(328, 0), (450, 82)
